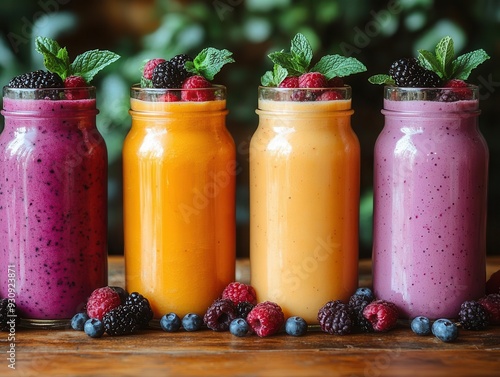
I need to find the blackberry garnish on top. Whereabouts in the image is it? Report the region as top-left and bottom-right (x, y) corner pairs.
(8, 70), (63, 90)
(369, 36), (489, 96)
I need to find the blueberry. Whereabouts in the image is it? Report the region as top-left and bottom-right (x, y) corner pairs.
(285, 316), (308, 336)
(354, 287), (375, 302)
(410, 316), (431, 335)
(160, 312), (181, 332)
(182, 313), (202, 332)
(84, 318), (105, 338)
(71, 312), (90, 331)
(229, 318), (249, 337)
(432, 318), (458, 342)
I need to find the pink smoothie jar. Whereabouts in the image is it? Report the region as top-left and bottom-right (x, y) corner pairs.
(0, 86), (108, 328)
(372, 86), (488, 319)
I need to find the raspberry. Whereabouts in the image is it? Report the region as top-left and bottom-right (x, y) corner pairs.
(143, 58), (166, 80)
(486, 269), (500, 294)
(279, 76), (299, 88)
(316, 90), (343, 101)
(152, 60), (184, 89)
(159, 93), (180, 102)
(64, 76), (89, 100)
(246, 301), (285, 337)
(181, 75), (214, 101)
(86, 286), (122, 320)
(444, 79), (473, 99)
(362, 299), (399, 332)
(298, 72), (327, 88)
(389, 58), (441, 88)
(317, 300), (352, 335)
(458, 300), (489, 330)
(348, 294), (374, 333)
(478, 294), (500, 325)
(204, 298), (237, 331)
(236, 301), (254, 319)
(328, 77), (344, 87)
(103, 305), (140, 336)
(124, 292), (153, 328)
(222, 282), (258, 305)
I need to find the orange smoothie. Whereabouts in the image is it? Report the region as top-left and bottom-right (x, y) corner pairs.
(124, 87), (236, 318)
(250, 88), (360, 324)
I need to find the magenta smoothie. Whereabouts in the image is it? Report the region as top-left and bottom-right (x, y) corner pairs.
(372, 89), (488, 319)
(0, 88), (108, 324)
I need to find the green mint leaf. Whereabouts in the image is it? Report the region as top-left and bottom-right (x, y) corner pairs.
(141, 77), (153, 88)
(185, 47), (234, 81)
(260, 64), (288, 86)
(290, 33), (313, 72)
(35, 36), (69, 79)
(451, 49), (490, 80)
(268, 51), (305, 76)
(435, 36), (454, 79)
(311, 55), (366, 79)
(69, 50), (121, 82)
(368, 74), (395, 85)
(261, 71), (274, 86)
(418, 49), (443, 77)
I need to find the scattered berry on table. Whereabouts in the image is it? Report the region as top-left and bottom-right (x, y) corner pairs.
(8, 70), (63, 89)
(181, 75), (214, 101)
(410, 316), (432, 336)
(278, 76), (299, 88)
(327, 77), (344, 87)
(143, 58), (166, 80)
(285, 316), (308, 336)
(236, 301), (255, 319)
(298, 72), (327, 88)
(362, 300), (399, 332)
(318, 300), (353, 335)
(86, 286), (122, 320)
(246, 301), (285, 337)
(478, 294), (500, 325)
(84, 318), (105, 338)
(316, 90), (343, 101)
(71, 312), (90, 331)
(432, 318), (458, 342)
(222, 282), (258, 305)
(389, 58), (441, 88)
(458, 300), (489, 330)
(124, 292), (154, 328)
(0, 298), (19, 331)
(348, 294), (374, 333)
(152, 60), (184, 89)
(486, 269), (500, 295)
(204, 298), (237, 331)
(160, 313), (182, 332)
(103, 305), (140, 336)
(229, 318), (250, 337)
(354, 287), (375, 302)
(182, 313), (203, 332)
(169, 54), (193, 84)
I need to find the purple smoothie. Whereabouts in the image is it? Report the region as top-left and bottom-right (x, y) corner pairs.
(0, 88), (107, 322)
(372, 91), (488, 319)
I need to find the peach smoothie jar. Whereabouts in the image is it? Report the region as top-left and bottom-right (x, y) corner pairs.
(124, 85), (236, 318)
(249, 86), (360, 324)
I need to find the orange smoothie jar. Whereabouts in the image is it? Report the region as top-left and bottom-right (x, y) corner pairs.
(250, 86), (360, 324)
(124, 85), (236, 318)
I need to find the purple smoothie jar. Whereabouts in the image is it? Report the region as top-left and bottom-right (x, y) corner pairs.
(372, 86), (488, 319)
(0, 86), (108, 328)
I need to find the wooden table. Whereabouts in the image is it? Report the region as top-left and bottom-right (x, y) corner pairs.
(4, 256), (500, 377)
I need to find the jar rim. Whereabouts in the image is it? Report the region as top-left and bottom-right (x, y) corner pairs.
(384, 85), (479, 101)
(258, 85), (352, 101)
(130, 83), (226, 102)
(3, 86), (96, 100)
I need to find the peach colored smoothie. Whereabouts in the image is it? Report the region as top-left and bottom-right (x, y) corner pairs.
(250, 87), (360, 324)
(124, 86), (236, 318)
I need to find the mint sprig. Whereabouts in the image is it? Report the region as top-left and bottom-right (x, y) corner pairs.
(35, 36), (120, 82)
(261, 33), (366, 86)
(185, 47), (234, 81)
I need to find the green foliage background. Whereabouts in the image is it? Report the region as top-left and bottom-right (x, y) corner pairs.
(1, 0), (499, 257)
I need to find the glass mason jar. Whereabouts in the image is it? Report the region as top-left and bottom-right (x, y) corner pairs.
(124, 85), (236, 319)
(372, 86), (488, 319)
(249, 86), (360, 324)
(0, 86), (108, 328)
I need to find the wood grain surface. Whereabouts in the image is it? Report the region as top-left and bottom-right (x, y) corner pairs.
(2, 256), (499, 377)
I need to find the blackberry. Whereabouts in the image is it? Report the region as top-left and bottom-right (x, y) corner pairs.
(317, 300), (352, 335)
(0, 298), (19, 331)
(458, 301), (489, 330)
(348, 294), (374, 333)
(236, 301), (254, 319)
(204, 298), (237, 331)
(152, 60), (186, 89)
(103, 305), (140, 336)
(8, 70), (63, 89)
(389, 58), (441, 88)
(169, 54), (193, 83)
(124, 292), (153, 328)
